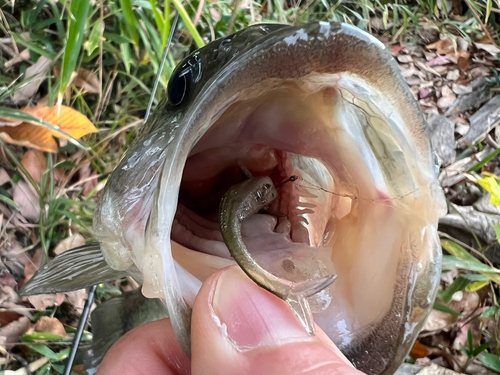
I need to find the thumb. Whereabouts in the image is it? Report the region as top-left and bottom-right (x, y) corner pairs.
(191, 266), (364, 375)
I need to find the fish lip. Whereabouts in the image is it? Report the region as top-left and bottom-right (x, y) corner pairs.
(94, 21), (446, 374)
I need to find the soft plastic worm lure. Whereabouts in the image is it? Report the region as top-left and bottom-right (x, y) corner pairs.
(219, 176), (337, 335)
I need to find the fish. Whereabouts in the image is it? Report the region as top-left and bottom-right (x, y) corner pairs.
(21, 22), (447, 375)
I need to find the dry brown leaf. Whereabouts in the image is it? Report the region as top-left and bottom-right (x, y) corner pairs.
(423, 309), (458, 332)
(4, 49), (30, 69)
(397, 54), (414, 63)
(27, 293), (65, 311)
(54, 67), (100, 94)
(34, 316), (66, 337)
(0, 316), (29, 346)
(12, 181), (39, 222)
(426, 55), (449, 67)
(0, 116), (22, 127)
(0, 168), (10, 186)
(65, 289), (91, 316)
(456, 50), (470, 71)
(21, 151), (46, 185)
(0, 105), (98, 153)
(21, 248), (42, 285)
(437, 86), (456, 109)
(13, 56), (51, 102)
(0, 310), (22, 326)
(427, 39), (454, 55)
(474, 42), (500, 56)
(53, 234), (85, 255)
(446, 69), (460, 81)
(410, 341), (442, 359)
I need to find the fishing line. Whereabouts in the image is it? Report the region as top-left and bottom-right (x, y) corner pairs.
(287, 175), (420, 205)
(145, 13), (180, 122)
(63, 13), (180, 375)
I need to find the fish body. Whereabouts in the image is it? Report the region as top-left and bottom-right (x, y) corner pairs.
(22, 22), (446, 375)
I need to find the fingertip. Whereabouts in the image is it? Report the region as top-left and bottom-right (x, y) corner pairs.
(97, 318), (190, 375)
(191, 266), (364, 375)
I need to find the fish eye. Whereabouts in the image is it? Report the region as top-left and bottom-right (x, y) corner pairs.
(167, 53), (202, 107)
(167, 72), (188, 106)
(264, 183), (272, 190)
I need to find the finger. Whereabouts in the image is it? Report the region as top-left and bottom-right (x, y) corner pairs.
(97, 318), (190, 375)
(191, 266), (365, 375)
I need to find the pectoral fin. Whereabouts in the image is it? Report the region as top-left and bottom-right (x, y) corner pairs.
(20, 243), (131, 296)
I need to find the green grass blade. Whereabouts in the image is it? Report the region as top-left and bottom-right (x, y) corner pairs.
(433, 302), (461, 316)
(58, 0), (92, 104)
(11, 33), (57, 60)
(171, 0), (205, 48)
(119, 0), (140, 46)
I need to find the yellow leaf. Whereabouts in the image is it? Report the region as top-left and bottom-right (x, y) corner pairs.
(477, 175), (500, 208)
(0, 122), (58, 153)
(22, 105), (98, 139)
(140, 51), (150, 65)
(0, 105), (97, 153)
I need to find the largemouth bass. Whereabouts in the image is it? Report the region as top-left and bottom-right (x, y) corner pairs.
(22, 22), (447, 374)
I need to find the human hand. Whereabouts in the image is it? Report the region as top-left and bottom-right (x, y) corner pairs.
(97, 266), (365, 375)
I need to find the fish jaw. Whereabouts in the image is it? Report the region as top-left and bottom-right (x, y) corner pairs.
(93, 22), (446, 374)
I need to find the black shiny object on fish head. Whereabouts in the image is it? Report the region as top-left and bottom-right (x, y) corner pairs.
(166, 24), (287, 108)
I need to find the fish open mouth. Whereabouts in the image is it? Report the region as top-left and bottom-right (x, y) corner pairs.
(172, 78), (412, 333)
(93, 23), (446, 374)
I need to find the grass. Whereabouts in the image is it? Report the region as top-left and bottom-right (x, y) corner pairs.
(2, 0), (500, 373)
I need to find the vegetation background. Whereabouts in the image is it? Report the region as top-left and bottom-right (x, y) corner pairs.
(2, 0), (500, 374)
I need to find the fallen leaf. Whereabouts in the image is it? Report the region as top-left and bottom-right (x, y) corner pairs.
(437, 86), (456, 109)
(0, 116), (22, 126)
(0, 310), (22, 326)
(22, 105), (98, 139)
(423, 309), (458, 332)
(21, 248), (43, 284)
(54, 67), (100, 94)
(34, 316), (66, 337)
(0, 122), (58, 153)
(4, 49), (30, 69)
(21, 151), (46, 185)
(13, 56), (51, 102)
(474, 42), (500, 56)
(53, 234), (85, 255)
(426, 55), (449, 67)
(0, 105), (98, 152)
(0, 316), (29, 347)
(446, 69), (460, 81)
(65, 289), (91, 316)
(391, 45), (406, 55)
(12, 181), (39, 222)
(456, 50), (470, 71)
(418, 363), (462, 374)
(27, 293), (65, 311)
(419, 88), (433, 99)
(427, 39), (454, 55)
(0, 168), (10, 186)
(397, 54), (414, 63)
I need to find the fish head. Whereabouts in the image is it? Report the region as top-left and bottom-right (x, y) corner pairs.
(93, 22), (447, 374)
